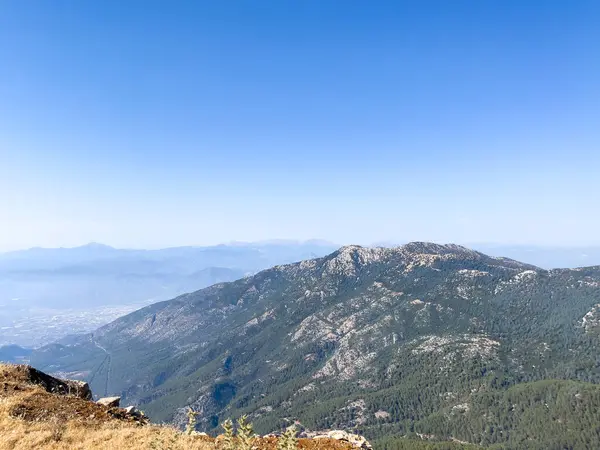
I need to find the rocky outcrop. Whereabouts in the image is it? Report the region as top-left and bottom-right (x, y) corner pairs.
(298, 426), (371, 449)
(0, 364), (147, 425)
(1, 364), (92, 400)
(580, 304), (600, 332)
(97, 396), (121, 407)
(312, 430), (372, 449)
(124, 405), (149, 421)
(66, 379), (93, 400)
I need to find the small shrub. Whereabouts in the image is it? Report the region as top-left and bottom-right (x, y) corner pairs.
(277, 425), (298, 450)
(237, 415), (256, 450)
(220, 418), (235, 450)
(186, 407), (200, 435)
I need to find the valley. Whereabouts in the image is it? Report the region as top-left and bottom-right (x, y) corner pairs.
(0, 299), (156, 348)
(0, 241), (336, 347)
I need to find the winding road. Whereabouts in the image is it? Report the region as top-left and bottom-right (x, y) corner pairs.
(89, 335), (112, 397)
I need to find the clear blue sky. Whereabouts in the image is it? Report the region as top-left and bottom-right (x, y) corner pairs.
(1, 1), (599, 250)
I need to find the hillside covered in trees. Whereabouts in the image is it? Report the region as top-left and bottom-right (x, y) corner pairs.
(29, 243), (600, 449)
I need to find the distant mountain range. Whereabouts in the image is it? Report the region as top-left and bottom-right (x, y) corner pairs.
(0, 240), (338, 273)
(0, 241), (338, 347)
(29, 242), (600, 448)
(0, 344), (32, 363)
(3, 240), (599, 348)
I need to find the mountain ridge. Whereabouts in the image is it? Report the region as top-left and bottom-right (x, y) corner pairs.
(0, 241), (338, 347)
(29, 242), (600, 448)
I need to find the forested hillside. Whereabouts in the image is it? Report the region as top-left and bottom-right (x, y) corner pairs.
(30, 243), (600, 448)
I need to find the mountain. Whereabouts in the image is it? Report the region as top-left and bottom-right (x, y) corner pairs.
(0, 345), (32, 363)
(30, 243), (600, 448)
(0, 241), (337, 347)
(0, 241), (338, 272)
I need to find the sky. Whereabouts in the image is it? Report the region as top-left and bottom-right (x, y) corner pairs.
(1, 1), (599, 251)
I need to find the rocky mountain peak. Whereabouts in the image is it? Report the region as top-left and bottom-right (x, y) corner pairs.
(323, 245), (387, 276)
(331, 245), (385, 259)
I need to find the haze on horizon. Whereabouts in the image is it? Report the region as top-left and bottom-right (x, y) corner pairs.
(3, 240), (600, 256)
(1, 2), (599, 252)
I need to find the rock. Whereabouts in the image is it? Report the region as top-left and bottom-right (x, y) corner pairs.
(6, 365), (92, 400)
(190, 431), (209, 437)
(124, 405), (147, 419)
(124, 405), (141, 416)
(65, 379), (93, 401)
(97, 396), (121, 407)
(121, 405), (150, 425)
(314, 430), (372, 449)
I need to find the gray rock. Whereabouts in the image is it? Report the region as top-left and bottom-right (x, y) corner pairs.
(190, 431), (209, 437)
(124, 405), (147, 418)
(314, 430), (372, 449)
(65, 379), (93, 401)
(97, 396), (121, 407)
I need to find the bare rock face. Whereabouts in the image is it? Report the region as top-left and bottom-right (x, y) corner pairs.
(97, 396), (121, 407)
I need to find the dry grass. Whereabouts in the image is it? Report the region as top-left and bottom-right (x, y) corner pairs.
(0, 364), (354, 449)
(0, 407), (212, 450)
(0, 363), (29, 383)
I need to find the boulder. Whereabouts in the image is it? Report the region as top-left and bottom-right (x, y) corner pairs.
(124, 405), (147, 418)
(65, 379), (93, 401)
(97, 396), (121, 407)
(314, 430), (372, 449)
(124, 406), (139, 416)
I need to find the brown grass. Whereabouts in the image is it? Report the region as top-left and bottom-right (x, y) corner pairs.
(0, 364), (353, 449)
